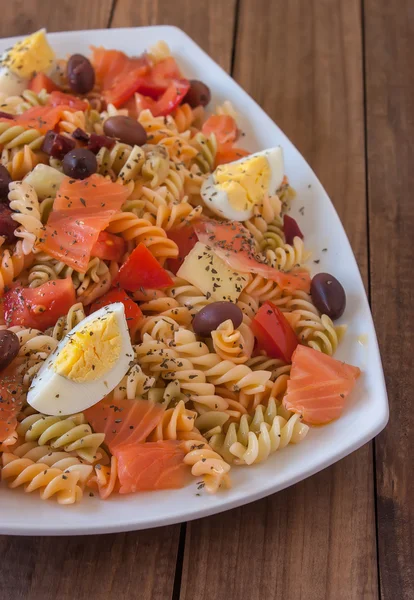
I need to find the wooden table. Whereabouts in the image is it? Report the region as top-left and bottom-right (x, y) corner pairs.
(1, 2), (412, 599)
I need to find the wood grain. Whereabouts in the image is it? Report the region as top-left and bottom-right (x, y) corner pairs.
(0, 529), (179, 600)
(180, 1), (378, 599)
(364, 1), (414, 598)
(0, 0), (113, 37)
(111, 0), (237, 71)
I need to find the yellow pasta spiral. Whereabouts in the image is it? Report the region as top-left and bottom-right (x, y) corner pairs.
(1, 146), (45, 180)
(263, 236), (311, 271)
(209, 398), (309, 465)
(16, 413), (106, 463)
(9, 181), (43, 255)
(59, 110), (86, 134)
(141, 144), (170, 187)
(191, 132), (217, 173)
(244, 274), (292, 308)
(148, 400), (197, 441)
(138, 109), (179, 144)
(106, 213), (178, 263)
(0, 121), (44, 149)
(1, 452), (91, 504)
(172, 103), (195, 133)
(211, 319), (254, 364)
(181, 438), (231, 493)
(0, 240), (33, 297)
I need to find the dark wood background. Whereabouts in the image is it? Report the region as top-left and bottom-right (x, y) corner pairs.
(0, 1), (412, 599)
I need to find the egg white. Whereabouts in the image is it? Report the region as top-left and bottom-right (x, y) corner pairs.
(201, 146), (285, 221)
(27, 303), (134, 416)
(0, 65), (28, 97)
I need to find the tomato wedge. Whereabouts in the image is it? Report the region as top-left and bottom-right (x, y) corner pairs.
(251, 301), (298, 362)
(155, 79), (190, 116)
(47, 90), (88, 111)
(103, 65), (149, 108)
(91, 231), (126, 262)
(134, 79), (190, 117)
(113, 243), (174, 291)
(3, 279), (76, 331)
(202, 115), (238, 146)
(90, 288), (142, 334)
(29, 73), (59, 94)
(167, 225), (198, 274)
(137, 57), (183, 99)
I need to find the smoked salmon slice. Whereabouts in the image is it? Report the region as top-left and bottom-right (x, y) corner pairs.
(0, 105), (74, 134)
(85, 398), (165, 453)
(0, 368), (25, 447)
(37, 174), (129, 273)
(113, 440), (189, 493)
(53, 174), (129, 212)
(283, 345), (361, 425)
(194, 218), (311, 293)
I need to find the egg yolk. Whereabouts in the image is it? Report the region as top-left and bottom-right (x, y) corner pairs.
(52, 313), (122, 383)
(214, 155), (271, 211)
(4, 30), (55, 78)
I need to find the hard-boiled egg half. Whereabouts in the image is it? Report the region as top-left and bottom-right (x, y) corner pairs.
(201, 147), (284, 221)
(0, 29), (55, 96)
(27, 303), (134, 416)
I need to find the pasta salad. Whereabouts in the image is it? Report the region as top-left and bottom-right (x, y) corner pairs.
(0, 30), (360, 504)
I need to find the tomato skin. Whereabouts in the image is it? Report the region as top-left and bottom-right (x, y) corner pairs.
(29, 73), (59, 94)
(167, 225), (198, 274)
(103, 64), (149, 108)
(114, 243), (174, 291)
(202, 115), (238, 146)
(47, 90), (88, 111)
(138, 57), (182, 98)
(90, 288), (142, 334)
(283, 214), (304, 245)
(215, 146), (250, 167)
(4, 279), (76, 331)
(251, 301), (299, 362)
(155, 79), (190, 116)
(134, 79), (190, 117)
(91, 231), (126, 262)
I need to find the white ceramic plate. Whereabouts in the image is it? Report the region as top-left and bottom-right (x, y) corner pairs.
(0, 26), (388, 535)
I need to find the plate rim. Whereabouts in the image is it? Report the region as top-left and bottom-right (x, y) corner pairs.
(0, 25), (389, 535)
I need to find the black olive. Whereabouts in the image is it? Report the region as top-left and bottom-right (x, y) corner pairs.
(62, 148), (97, 180)
(192, 302), (243, 337)
(311, 273), (346, 320)
(0, 330), (20, 372)
(183, 80), (211, 108)
(103, 116), (147, 146)
(67, 54), (95, 95)
(0, 165), (12, 200)
(0, 204), (18, 242)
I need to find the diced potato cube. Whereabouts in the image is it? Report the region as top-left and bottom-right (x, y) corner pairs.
(24, 164), (65, 199)
(177, 242), (250, 303)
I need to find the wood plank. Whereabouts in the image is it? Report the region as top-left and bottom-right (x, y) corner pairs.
(0, 529), (179, 600)
(0, 0), (113, 36)
(364, 1), (414, 598)
(111, 0), (237, 70)
(0, 5), (180, 600)
(180, 1), (378, 599)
